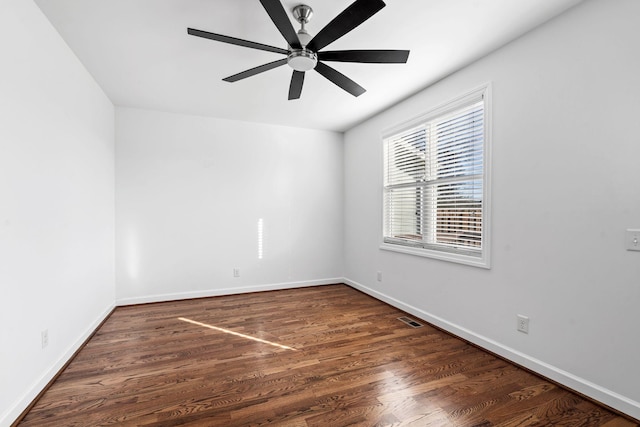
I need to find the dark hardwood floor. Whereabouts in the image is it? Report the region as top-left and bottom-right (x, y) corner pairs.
(17, 285), (637, 426)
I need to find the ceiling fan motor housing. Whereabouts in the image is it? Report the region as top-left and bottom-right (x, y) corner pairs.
(287, 49), (317, 71)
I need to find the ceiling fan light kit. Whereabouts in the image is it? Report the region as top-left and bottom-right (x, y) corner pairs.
(188, 0), (409, 100)
(288, 49), (317, 72)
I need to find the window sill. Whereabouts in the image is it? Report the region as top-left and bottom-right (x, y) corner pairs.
(379, 242), (490, 269)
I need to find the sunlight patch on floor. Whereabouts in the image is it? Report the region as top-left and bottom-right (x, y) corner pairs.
(178, 317), (297, 351)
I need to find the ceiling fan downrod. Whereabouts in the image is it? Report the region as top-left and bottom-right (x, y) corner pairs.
(288, 4), (316, 71)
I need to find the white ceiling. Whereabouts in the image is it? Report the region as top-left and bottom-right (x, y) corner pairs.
(35, 0), (584, 132)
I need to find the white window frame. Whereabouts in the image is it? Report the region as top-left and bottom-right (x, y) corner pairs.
(380, 83), (492, 269)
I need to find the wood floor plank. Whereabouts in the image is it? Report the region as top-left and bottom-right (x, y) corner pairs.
(16, 285), (638, 426)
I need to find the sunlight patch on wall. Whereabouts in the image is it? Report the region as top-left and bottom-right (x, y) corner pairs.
(257, 218), (264, 260)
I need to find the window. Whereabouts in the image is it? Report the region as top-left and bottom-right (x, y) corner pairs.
(382, 85), (491, 268)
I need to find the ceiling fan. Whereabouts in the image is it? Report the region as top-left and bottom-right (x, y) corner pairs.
(187, 0), (410, 100)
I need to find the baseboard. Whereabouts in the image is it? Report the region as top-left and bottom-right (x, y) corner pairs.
(2, 303), (116, 427)
(116, 278), (343, 306)
(343, 278), (640, 421)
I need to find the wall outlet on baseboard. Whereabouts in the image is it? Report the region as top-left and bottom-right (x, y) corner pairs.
(517, 315), (529, 334)
(233, 268), (240, 278)
(41, 329), (49, 349)
(376, 271), (382, 282)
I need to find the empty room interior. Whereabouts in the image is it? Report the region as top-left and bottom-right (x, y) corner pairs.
(1, 0), (639, 425)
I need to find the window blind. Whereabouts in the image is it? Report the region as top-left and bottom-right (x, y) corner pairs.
(383, 98), (485, 256)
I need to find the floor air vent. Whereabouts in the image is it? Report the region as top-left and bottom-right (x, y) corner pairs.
(398, 316), (424, 328)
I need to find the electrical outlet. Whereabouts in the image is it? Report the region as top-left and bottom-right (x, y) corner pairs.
(376, 271), (382, 282)
(517, 315), (529, 334)
(626, 229), (640, 251)
(41, 329), (49, 349)
(233, 268), (240, 278)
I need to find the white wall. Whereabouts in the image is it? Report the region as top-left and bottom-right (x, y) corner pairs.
(115, 108), (343, 304)
(344, 0), (640, 419)
(3, 0), (638, 422)
(0, 1), (115, 425)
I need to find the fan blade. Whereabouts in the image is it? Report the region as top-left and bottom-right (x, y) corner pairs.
(288, 71), (305, 100)
(259, 0), (302, 49)
(223, 58), (288, 82)
(188, 28), (288, 55)
(318, 50), (409, 64)
(307, 0), (385, 52)
(314, 62), (365, 97)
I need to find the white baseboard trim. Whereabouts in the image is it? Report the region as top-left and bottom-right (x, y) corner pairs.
(1, 303), (115, 427)
(116, 278), (342, 306)
(344, 278), (640, 421)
